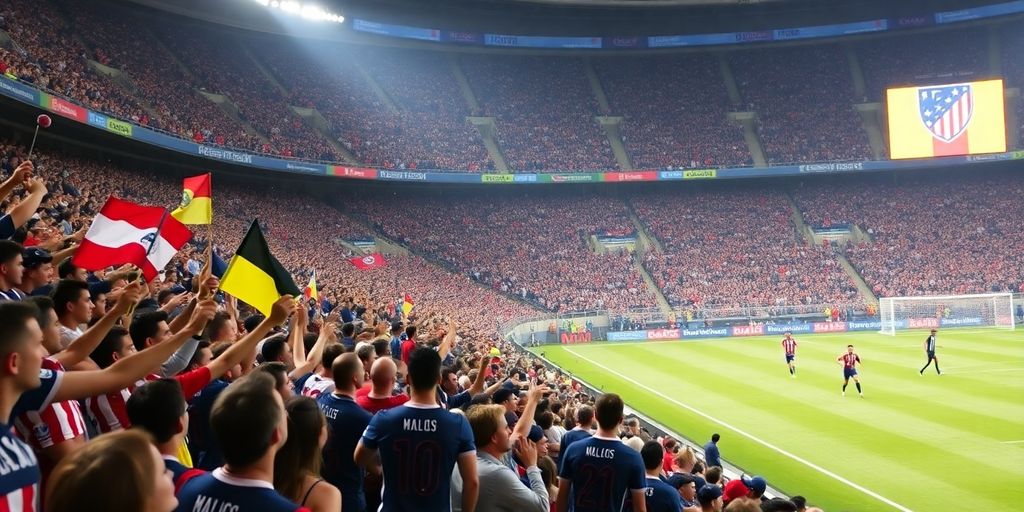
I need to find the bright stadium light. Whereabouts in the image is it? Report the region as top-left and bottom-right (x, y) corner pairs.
(253, 0), (343, 23)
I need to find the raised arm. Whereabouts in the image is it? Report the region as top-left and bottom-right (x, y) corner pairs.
(289, 301), (309, 371)
(290, 311), (336, 379)
(513, 381), (550, 440)
(0, 160), (31, 202)
(206, 296), (294, 380)
(50, 281), (144, 369)
(52, 299), (217, 402)
(7, 177), (47, 231)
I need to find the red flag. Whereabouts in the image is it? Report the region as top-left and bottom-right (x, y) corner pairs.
(349, 253), (387, 270)
(73, 197), (192, 281)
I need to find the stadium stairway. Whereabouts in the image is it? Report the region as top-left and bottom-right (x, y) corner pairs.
(241, 43), (293, 98)
(85, 60), (165, 123)
(450, 56), (512, 171)
(352, 60), (401, 115)
(845, 46), (888, 159)
(837, 253), (879, 305)
(290, 106), (361, 164)
(718, 55), (768, 166)
(196, 90), (272, 143)
(467, 117), (512, 172)
(584, 60), (632, 170)
(596, 116), (634, 170)
(634, 257), (675, 318)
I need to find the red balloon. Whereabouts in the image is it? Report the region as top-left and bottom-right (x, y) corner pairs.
(36, 114), (52, 128)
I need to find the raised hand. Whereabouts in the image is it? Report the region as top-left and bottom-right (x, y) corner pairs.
(187, 299), (218, 332)
(112, 281), (146, 314)
(269, 295), (296, 325)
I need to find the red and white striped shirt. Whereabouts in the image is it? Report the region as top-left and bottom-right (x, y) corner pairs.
(86, 367), (213, 433)
(841, 353), (861, 369)
(13, 359), (87, 450)
(781, 338), (797, 355)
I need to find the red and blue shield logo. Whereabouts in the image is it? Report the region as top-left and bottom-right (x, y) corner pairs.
(918, 84), (973, 143)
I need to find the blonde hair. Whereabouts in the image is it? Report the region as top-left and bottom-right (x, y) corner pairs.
(46, 430), (157, 512)
(673, 446), (696, 470)
(466, 404), (506, 449)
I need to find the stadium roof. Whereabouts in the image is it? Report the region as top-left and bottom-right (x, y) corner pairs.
(128, 0), (1007, 39)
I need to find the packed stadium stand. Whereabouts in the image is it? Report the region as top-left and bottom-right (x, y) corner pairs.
(731, 45), (873, 164)
(792, 175), (1024, 298)
(348, 193), (659, 313)
(2, 1), (1023, 511)
(635, 188), (863, 314)
(594, 54), (751, 169)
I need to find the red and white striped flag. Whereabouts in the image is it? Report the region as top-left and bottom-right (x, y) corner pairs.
(72, 197), (192, 281)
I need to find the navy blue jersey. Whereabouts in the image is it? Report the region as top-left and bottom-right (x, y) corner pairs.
(559, 435), (646, 512)
(318, 393), (372, 512)
(360, 403), (475, 511)
(926, 335), (937, 353)
(558, 428), (593, 471)
(175, 468), (308, 512)
(639, 476), (682, 512)
(187, 379), (229, 470)
(2, 368), (60, 511)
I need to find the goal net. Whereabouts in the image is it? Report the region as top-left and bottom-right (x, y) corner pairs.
(878, 293), (1016, 335)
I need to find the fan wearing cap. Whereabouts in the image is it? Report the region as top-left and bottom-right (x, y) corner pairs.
(722, 475), (767, 506)
(493, 386), (521, 430)
(18, 246), (54, 296)
(697, 484), (724, 512)
(666, 473), (700, 512)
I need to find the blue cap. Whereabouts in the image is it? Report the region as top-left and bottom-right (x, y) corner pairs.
(666, 474), (695, 489)
(527, 425), (545, 443)
(698, 485), (723, 504)
(741, 475), (767, 495)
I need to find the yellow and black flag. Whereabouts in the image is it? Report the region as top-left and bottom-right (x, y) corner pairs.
(220, 219), (300, 315)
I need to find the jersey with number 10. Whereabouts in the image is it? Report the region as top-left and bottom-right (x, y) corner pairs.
(360, 403), (475, 511)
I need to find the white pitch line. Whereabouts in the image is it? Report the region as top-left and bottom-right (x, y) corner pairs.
(999, 440), (1024, 444)
(564, 346), (914, 512)
(942, 367), (1024, 375)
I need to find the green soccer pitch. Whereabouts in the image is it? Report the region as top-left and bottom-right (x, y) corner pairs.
(532, 328), (1024, 511)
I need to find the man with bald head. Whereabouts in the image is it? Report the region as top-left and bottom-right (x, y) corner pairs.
(319, 353), (373, 512)
(356, 356), (410, 414)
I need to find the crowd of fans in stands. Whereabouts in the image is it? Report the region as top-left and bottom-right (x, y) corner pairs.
(634, 188), (863, 314)
(793, 175), (1024, 297)
(595, 55), (751, 169)
(2, 0), (1020, 173)
(462, 55), (619, 172)
(348, 193), (658, 314)
(0, 137), (831, 512)
(731, 46), (873, 164)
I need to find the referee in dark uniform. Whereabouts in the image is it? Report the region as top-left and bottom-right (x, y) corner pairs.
(920, 328), (941, 375)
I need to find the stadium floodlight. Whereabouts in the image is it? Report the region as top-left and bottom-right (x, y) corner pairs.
(253, 0), (343, 23)
(878, 293), (1015, 335)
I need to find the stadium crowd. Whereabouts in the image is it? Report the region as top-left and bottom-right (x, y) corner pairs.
(0, 134), (830, 511)
(731, 46), (873, 164)
(793, 176), (1024, 297)
(349, 193), (659, 314)
(595, 55), (751, 169)
(634, 188), (863, 314)
(2, 0), (1020, 174)
(461, 55), (619, 172)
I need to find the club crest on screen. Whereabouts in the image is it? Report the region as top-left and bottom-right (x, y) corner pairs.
(918, 84), (973, 143)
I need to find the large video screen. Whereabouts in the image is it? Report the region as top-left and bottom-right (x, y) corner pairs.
(886, 79), (1006, 159)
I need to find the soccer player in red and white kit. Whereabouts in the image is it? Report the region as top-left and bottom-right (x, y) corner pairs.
(837, 345), (863, 397)
(781, 331), (798, 378)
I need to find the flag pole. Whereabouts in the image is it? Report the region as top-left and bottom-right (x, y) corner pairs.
(146, 209), (170, 257)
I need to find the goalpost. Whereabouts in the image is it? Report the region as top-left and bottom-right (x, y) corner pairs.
(878, 293), (1016, 335)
